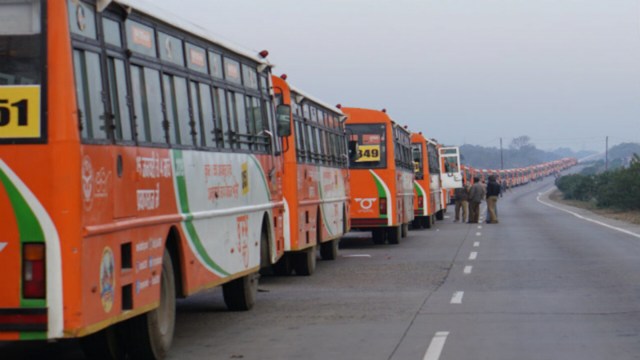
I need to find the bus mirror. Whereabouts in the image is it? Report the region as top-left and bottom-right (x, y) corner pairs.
(276, 104), (292, 137)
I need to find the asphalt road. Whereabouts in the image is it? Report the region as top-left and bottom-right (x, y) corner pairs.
(4, 175), (640, 359)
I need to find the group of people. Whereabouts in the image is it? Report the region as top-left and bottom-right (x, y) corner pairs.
(453, 175), (501, 224)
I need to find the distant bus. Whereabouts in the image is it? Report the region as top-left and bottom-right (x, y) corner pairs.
(0, 1), (292, 358)
(271, 75), (349, 275)
(411, 132), (437, 228)
(344, 108), (414, 244)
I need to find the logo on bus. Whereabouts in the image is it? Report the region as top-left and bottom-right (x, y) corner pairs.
(100, 247), (115, 313)
(355, 198), (377, 212)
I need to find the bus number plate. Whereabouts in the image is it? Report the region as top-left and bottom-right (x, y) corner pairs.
(356, 145), (381, 162)
(0, 86), (41, 140)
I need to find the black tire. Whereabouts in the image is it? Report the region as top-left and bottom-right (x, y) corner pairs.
(387, 226), (401, 245)
(401, 223), (409, 238)
(292, 246), (316, 276)
(80, 323), (127, 360)
(372, 228), (386, 244)
(259, 229), (270, 272)
(272, 254), (292, 276)
(320, 239), (339, 260)
(223, 272), (259, 311)
(128, 250), (176, 359)
(435, 210), (444, 221)
(422, 216), (432, 229)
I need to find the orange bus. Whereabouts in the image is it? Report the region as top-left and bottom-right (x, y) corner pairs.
(344, 108), (414, 244)
(0, 1), (292, 358)
(411, 132), (436, 228)
(271, 75), (349, 275)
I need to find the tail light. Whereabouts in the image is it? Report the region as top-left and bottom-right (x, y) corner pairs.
(23, 243), (46, 299)
(418, 196), (424, 208)
(379, 198), (387, 215)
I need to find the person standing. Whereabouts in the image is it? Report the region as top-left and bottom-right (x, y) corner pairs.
(468, 177), (486, 223)
(486, 175), (501, 224)
(453, 180), (469, 222)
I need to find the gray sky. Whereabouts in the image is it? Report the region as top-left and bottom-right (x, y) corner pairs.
(155, 0), (640, 152)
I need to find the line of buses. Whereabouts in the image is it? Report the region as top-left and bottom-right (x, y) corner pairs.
(0, 1), (576, 358)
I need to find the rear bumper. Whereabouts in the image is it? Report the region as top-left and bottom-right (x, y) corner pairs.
(0, 308), (47, 332)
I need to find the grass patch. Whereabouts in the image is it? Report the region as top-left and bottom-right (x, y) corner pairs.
(550, 189), (640, 225)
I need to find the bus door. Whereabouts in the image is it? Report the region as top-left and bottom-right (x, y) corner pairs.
(438, 147), (462, 189)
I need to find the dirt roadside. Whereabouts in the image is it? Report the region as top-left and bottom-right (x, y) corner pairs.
(549, 189), (640, 225)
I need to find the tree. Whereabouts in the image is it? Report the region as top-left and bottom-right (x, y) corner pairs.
(509, 135), (532, 150)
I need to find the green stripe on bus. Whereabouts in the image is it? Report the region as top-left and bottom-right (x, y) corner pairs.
(0, 168), (47, 309)
(172, 150), (230, 277)
(370, 171), (387, 219)
(20, 331), (47, 340)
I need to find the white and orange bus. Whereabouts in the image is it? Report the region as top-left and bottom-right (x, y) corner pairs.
(271, 75), (349, 275)
(0, 1), (292, 358)
(344, 108), (414, 244)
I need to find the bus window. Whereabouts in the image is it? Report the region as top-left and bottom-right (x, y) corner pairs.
(106, 57), (133, 141)
(346, 124), (386, 169)
(163, 74), (192, 146)
(412, 143), (424, 180)
(73, 50), (108, 140)
(213, 88), (229, 148)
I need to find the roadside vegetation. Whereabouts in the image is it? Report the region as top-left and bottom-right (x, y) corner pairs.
(554, 153), (640, 225)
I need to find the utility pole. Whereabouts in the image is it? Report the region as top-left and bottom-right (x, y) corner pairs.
(605, 136), (609, 171)
(500, 138), (504, 170)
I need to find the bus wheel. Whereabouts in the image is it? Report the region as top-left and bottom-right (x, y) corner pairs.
(80, 323), (126, 360)
(292, 246), (316, 276)
(273, 254), (292, 276)
(401, 223), (409, 238)
(320, 239), (339, 260)
(372, 228), (386, 244)
(422, 216), (432, 229)
(387, 226), (401, 245)
(129, 249), (176, 359)
(436, 210), (444, 221)
(223, 272), (259, 311)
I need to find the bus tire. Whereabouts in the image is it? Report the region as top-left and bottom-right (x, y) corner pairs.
(372, 228), (386, 244)
(387, 226), (401, 245)
(223, 272), (259, 311)
(435, 210), (444, 221)
(80, 323), (126, 360)
(320, 239), (339, 260)
(401, 223), (409, 238)
(422, 216), (432, 229)
(292, 246), (316, 276)
(273, 254), (292, 276)
(128, 249), (176, 359)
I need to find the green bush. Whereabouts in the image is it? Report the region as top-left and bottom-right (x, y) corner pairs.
(557, 154), (640, 210)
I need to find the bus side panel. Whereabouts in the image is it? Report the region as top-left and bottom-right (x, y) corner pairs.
(319, 166), (348, 242)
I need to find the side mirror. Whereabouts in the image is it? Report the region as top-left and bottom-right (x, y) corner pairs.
(276, 104), (291, 137)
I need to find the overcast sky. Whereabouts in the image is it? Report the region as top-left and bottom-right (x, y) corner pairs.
(155, 0), (640, 152)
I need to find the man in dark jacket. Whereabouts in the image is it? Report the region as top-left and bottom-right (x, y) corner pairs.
(486, 175), (501, 223)
(468, 177), (486, 223)
(453, 180), (469, 222)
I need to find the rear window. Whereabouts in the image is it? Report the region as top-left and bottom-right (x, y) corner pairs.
(346, 123), (387, 169)
(0, 0), (45, 143)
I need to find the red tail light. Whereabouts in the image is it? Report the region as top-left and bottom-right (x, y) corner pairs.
(23, 243), (46, 299)
(379, 198), (387, 215)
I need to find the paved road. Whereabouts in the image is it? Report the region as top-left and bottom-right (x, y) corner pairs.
(4, 175), (640, 359)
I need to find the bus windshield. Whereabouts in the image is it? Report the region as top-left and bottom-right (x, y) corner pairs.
(0, 0), (43, 85)
(346, 123), (387, 169)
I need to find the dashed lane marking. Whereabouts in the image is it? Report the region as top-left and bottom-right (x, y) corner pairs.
(473, 241), (479, 247)
(469, 251), (478, 260)
(341, 254), (372, 258)
(450, 291), (464, 304)
(423, 331), (450, 360)
(475, 232), (482, 236)
(464, 265), (473, 274)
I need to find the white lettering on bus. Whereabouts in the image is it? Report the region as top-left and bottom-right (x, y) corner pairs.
(137, 184), (160, 211)
(136, 152), (172, 179)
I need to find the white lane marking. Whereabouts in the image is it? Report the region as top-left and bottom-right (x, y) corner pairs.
(341, 254), (371, 258)
(477, 225), (482, 229)
(450, 291), (464, 304)
(475, 232), (482, 236)
(469, 251), (478, 260)
(0, 242), (7, 253)
(423, 331), (450, 360)
(444, 215), (450, 219)
(537, 187), (640, 240)
(464, 265), (473, 274)
(473, 241), (480, 247)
